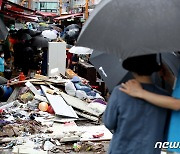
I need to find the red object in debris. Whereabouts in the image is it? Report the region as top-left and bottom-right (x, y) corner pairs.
(47, 105), (55, 114)
(91, 85), (99, 89)
(0, 109), (3, 114)
(19, 72), (25, 81)
(92, 133), (104, 138)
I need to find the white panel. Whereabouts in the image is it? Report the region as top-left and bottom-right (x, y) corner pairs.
(48, 42), (66, 76)
(60, 92), (101, 117)
(41, 85), (78, 118)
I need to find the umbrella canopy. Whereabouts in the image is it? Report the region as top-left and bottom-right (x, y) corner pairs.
(42, 30), (57, 40)
(69, 46), (93, 54)
(78, 0), (180, 60)
(0, 18), (8, 40)
(30, 36), (48, 47)
(18, 29), (42, 37)
(63, 24), (81, 42)
(17, 33), (32, 41)
(90, 51), (131, 92)
(161, 52), (180, 77)
(90, 51), (180, 92)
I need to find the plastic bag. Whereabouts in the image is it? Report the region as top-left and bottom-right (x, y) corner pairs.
(65, 81), (76, 96)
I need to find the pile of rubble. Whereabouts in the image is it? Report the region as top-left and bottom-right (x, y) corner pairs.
(0, 73), (111, 153)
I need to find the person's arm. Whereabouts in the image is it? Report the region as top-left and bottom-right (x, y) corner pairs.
(119, 79), (180, 110)
(71, 55), (79, 65)
(67, 59), (71, 68)
(4, 61), (7, 66)
(71, 61), (78, 65)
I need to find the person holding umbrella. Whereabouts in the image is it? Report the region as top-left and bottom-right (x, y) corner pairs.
(120, 65), (177, 110)
(103, 54), (169, 154)
(120, 65), (180, 154)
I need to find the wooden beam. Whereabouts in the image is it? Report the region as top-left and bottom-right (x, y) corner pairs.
(75, 110), (99, 122)
(59, 0), (62, 16)
(28, 0), (31, 9)
(85, 0), (88, 20)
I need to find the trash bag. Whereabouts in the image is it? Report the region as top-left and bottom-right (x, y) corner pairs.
(75, 90), (87, 100)
(65, 81), (76, 96)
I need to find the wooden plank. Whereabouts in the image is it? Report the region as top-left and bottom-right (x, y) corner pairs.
(65, 69), (78, 78)
(75, 110), (99, 122)
(34, 74), (68, 84)
(9, 79), (41, 86)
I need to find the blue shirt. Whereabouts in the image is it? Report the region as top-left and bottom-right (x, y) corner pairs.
(0, 57), (5, 72)
(103, 84), (169, 154)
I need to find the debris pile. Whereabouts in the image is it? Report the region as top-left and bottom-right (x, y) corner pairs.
(0, 74), (111, 153)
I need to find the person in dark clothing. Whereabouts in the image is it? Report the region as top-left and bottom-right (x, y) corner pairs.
(22, 46), (34, 75)
(13, 40), (26, 69)
(103, 54), (169, 154)
(69, 54), (79, 72)
(41, 47), (48, 76)
(66, 50), (73, 69)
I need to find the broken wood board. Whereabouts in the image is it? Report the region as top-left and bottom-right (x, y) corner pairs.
(34, 74), (68, 84)
(60, 92), (101, 117)
(65, 69), (78, 78)
(75, 110), (99, 122)
(9, 78), (42, 86)
(41, 85), (78, 118)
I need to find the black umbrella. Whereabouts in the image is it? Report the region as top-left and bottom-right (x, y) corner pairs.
(161, 52), (180, 77)
(90, 51), (180, 92)
(30, 36), (48, 48)
(0, 18), (8, 40)
(90, 51), (130, 92)
(18, 29), (42, 37)
(17, 33), (32, 41)
(78, 0), (180, 60)
(63, 24), (81, 43)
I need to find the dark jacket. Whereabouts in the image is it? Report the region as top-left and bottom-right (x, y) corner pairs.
(103, 84), (169, 154)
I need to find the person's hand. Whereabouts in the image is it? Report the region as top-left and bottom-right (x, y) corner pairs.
(119, 79), (143, 98)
